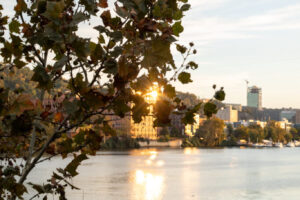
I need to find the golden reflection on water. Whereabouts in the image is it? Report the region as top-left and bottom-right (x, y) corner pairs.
(130, 148), (165, 200)
(133, 170), (164, 200)
(184, 147), (200, 155)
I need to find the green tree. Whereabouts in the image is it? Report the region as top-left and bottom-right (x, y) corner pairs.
(196, 117), (225, 147)
(0, 1), (225, 199)
(290, 127), (300, 140)
(248, 125), (264, 143)
(285, 132), (293, 143)
(226, 124), (234, 136)
(234, 125), (249, 141)
(265, 121), (286, 142)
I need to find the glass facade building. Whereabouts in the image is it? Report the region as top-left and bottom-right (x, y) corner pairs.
(247, 86), (262, 110)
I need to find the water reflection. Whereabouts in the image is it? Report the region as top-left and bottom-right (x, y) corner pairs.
(184, 147), (200, 155)
(130, 148), (165, 200)
(133, 170), (164, 200)
(27, 148), (300, 200)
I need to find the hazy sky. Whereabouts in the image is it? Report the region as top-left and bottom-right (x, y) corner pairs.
(2, 0), (300, 108)
(176, 0), (300, 109)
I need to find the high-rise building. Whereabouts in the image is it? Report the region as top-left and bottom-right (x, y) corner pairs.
(247, 86), (262, 110)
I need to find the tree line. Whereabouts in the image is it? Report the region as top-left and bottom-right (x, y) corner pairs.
(182, 118), (297, 147)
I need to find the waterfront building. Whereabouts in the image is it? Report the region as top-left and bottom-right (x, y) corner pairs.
(108, 85), (159, 140)
(233, 120), (267, 128)
(130, 105), (158, 140)
(275, 119), (293, 132)
(170, 112), (203, 137)
(216, 105), (238, 123)
(247, 86), (262, 110)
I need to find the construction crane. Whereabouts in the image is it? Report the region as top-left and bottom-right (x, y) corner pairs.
(245, 80), (249, 106)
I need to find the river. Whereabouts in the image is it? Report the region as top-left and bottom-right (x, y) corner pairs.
(27, 147), (300, 200)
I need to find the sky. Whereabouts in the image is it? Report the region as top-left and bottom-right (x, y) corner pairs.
(2, 0), (300, 108)
(176, 0), (300, 109)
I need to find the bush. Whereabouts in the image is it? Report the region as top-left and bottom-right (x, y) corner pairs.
(101, 136), (140, 149)
(181, 137), (202, 147)
(157, 135), (170, 142)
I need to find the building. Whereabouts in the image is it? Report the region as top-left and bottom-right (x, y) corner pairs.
(295, 110), (300, 124)
(216, 105), (238, 123)
(108, 86), (160, 140)
(247, 86), (262, 110)
(233, 120), (267, 129)
(226, 103), (242, 111)
(275, 119), (293, 132)
(108, 114), (131, 137)
(170, 113), (185, 135)
(170, 112), (204, 137)
(130, 105), (158, 140)
(280, 110), (296, 122)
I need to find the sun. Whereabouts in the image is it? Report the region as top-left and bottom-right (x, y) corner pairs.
(149, 90), (158, 101)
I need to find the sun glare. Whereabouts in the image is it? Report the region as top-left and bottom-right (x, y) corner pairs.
(149, 90), (158, 101)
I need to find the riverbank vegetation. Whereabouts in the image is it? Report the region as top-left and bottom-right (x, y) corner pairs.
(182, 119), (296, 147)
(101, 136), (140, 150)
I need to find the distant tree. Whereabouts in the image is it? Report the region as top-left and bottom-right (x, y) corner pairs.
(290, 128), (300, 140)
(196, 117), (225, 147)
(226, 124), (234, 136)
(234, 125), (249, 141)
(248, 125), (264, 143)
(284, 132), (293, 143)
(265, 121), (286, 142)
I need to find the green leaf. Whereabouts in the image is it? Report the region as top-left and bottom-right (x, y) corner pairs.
(173, 10), (183, 20)
(13, 59), (26, 69)
(181, 4), (191, 11)
(141, 39), (174, 68)
(9, 20), (20, 33)
(178, 72), (192, 84)
(204, 102), (218, 118)
(164, 84), (176, 98)
(64, 154), (88, 177)
(154, 99), (172, 126)
(187, 61), (198, 70)
(53, 55), (68, 71)
(176, 44), (187, 54)
(182, 111), (195, 125)
(172, 21), (184, 36)
(42, 1), (65, 20)
(115, 3), (129, 18)
(214, 89), (225, 101)
(131, 95), (149, 123)
(31, 65), (53, 91)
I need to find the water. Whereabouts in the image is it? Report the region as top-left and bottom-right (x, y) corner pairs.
(27, 148), (300, 200)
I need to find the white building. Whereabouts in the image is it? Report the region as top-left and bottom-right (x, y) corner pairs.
(216, 105), (238, 123)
